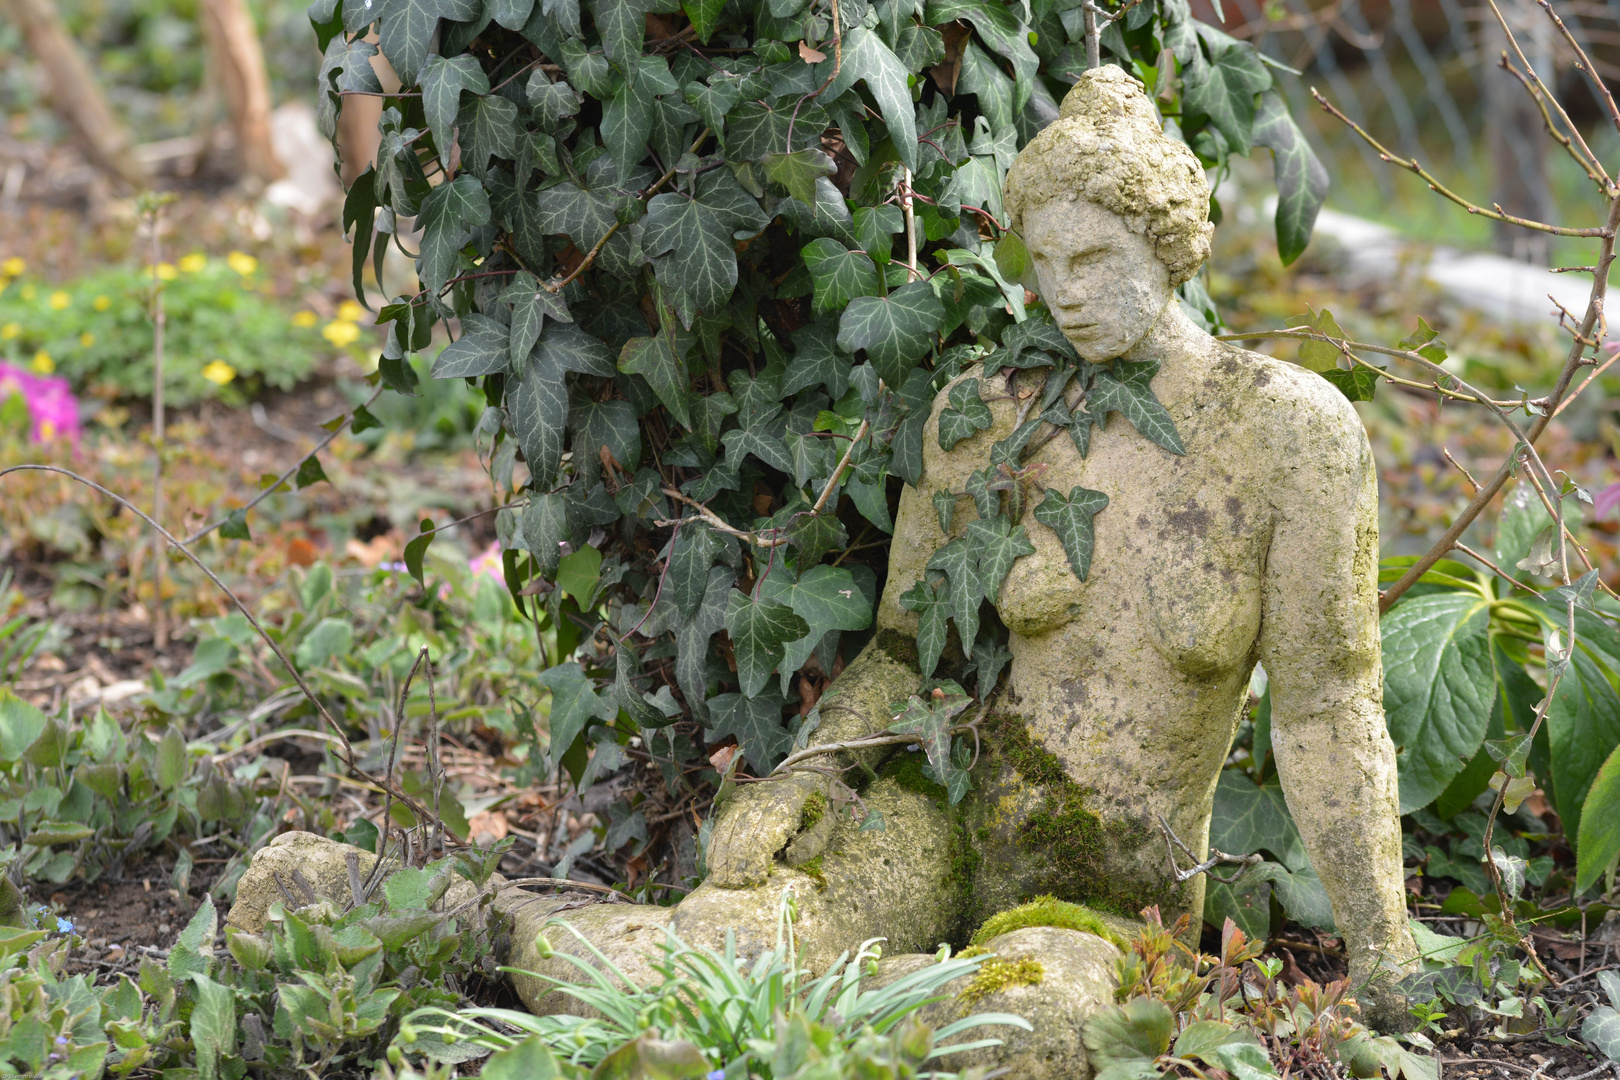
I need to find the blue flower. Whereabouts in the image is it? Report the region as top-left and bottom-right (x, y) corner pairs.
(54, 1036), (69, 1046)
(707, 1072), (726, 1080)
(55, 917), (73, 933)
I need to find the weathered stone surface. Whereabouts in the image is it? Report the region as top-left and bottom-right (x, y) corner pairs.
(876, 927), (1120, 1080)
(225, 831), (492, 933)
(499, 894), (676, 1017)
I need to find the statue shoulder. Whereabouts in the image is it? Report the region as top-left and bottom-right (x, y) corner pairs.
(1210, 340), (1374, 481)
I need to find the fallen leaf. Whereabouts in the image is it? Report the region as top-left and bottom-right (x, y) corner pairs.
(799, 40), (826, 63)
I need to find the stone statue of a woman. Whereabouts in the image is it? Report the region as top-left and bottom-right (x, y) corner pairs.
(229, 64), (1418, 1074)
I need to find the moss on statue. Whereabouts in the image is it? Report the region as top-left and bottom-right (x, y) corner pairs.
(798, 854), (828, 891)
(980, 711), (1170, 918)
(799, 790), (829, 831)
(874, 628), (921, 672)
(957, 955), (1045, 1006)
(969, 896), (1128, 952)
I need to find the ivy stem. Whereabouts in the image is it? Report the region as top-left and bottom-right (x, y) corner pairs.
(901, 167), (919, 283)
(813, 418), (870, 515)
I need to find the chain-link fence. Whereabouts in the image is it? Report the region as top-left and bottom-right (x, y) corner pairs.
(1201, 0), (1620, 261)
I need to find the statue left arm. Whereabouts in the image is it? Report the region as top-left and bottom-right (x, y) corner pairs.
(1255, 383), (1416, 1028)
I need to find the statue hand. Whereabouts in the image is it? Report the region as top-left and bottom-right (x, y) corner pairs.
(703, 770), (827, 888)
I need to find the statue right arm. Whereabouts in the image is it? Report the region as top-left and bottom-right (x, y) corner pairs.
(701, 633), (920, 888)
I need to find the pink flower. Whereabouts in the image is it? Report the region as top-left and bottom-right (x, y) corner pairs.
(0, 361), (80, 448)
(469, 540), (503, 583)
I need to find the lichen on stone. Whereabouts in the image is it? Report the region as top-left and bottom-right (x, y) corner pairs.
(969, 895), (1128, 952)
(957, 955), (1045, 1006)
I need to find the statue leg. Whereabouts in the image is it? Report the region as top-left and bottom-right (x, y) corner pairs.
(500, 772), (959, 1014)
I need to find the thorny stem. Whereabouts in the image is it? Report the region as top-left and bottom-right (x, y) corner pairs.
(0, 464), (453, 841)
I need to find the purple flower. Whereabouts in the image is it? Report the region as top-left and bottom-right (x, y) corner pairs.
(0, 361), (81, 448)
(1595, 480), (1620, 521)
(55, 1036), (69, 1046)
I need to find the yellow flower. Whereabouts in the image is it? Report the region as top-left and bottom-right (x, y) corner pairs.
(79, 332), (95, 347)
(322, 320), (362, 348)
(0, 257), (23, 277)
(337, 299), (365, 323)
(0, 323), (17, 340)
(291, 310), (318, 328)
(202, 360), (236, 385)
(148, 263), (177, 281)
(48, 291), (70, 310)
(226, 251), (258, 276)
(31, 351), (53, 374)
(93, 295), (110, 311)
(178, 253), (208, 273)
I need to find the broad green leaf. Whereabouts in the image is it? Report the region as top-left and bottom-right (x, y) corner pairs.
(927, 537), (983, 649)
(481, 1035), (574, 1080)
(721, 407), (795, 474)
(416, 173), (490, 295)
(1583, 1006), (1620, 1062)
(1252, 89), (1327, 266)
(535, 322), (618, 377)
(420, 55), (490, 166)
(682, 0), (726, 41)
(725, 590), (809, 698)
(491, 0), (536, 27)
(837, 280), (945, 386)
(706, 689), (791, 772)
(168, 897), (217, 980)
(854, 204), (903, 266)
(603, 78), (655, 181)
(924, 0), (1038, 110)
(509, 360), (569, 487)
(1381, 592), (1495, 812)
(556, 545), (602, 602)
(457, 91), (520, 176)
(759, 565), (873, 693)
(295, 617), (354, 668)
(1082, 999), (1174, 1067)
(1576, 742), (1620, 894)
(764, 148), (837, 206)
(966, 516), (1036, 603)
(0, 690), (46, 763)
(537, 662), (618, 760)
(430, 312), (509, 378)
(189, 973), (236, 1080)
(591, 0), (653, 77)
(803, 238), (882, 314)
(1544, 630), (1620, 846)
(668, 524), (729, 619)
(644, 193), (740, 327)
(342, 166), (379, 306)
(676, 566), (736, 719)
(1088, 360), (1184, 456)
(1181, 26), (1272, 155)
(1208, 1041), (1280, 1080)
(378, 0), (480, 87)
(620, 335), (694, 428)
(938, 377), (993, 450)
(1209, 769), (1308, 871)
(784, 319), (852, 399)
(684, 77), (742, 137)
(571, 398), (642, 483)
(1173, 1020), (1248, 1063)
(528, 75), (582, 128)
(522, 492), (569, 576)
(898, 575), (950, 678)
(1032, 486), (1110, 581)
(295, 453), (329, 490)
(815, 28), (919, 170)
(499, 271), (571, 367)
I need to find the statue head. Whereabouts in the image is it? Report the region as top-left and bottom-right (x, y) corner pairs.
(1004, 65), (1213, 360)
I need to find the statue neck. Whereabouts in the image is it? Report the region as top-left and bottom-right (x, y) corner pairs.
(1119, 298), (1201, 366)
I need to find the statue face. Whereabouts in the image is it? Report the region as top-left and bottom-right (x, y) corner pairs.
(1024, 198), (1174, 362)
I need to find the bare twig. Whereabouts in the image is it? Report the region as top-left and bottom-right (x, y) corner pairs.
(1156, 813), (1263, 886)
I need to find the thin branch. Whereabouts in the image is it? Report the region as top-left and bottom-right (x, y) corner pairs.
(812, 418), (869, 515)
(1532, 0), (1620, 140)
(1311, 89), (1612, 238)
(1454, 542), (1539, 595)
(1156, 813), (1263, 886)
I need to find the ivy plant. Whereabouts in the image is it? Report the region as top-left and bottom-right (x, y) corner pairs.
(305, 0), (1329, 791)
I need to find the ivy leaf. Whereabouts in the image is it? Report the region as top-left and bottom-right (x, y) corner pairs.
(888, 681), (974, 799)
(668, 524), (728, 618)
(603, 78), (655, 181)
(457, 92), (520, 176)
(784, 319), (852, 399)
(837, 281), (945, 386)
(1320, 364), (1383, 403)
(707, 688), (792, 771)
(1252, 89), (1327, 266)
(403, 517), (435, 586)
(933, 490), (957, 534)
(1381, 592), (1496, 812)
(295, 454), (330, 490)
(1181, 26), (1272, 155)
(220, 508), (252, 541)
(1032, 486), (1110, 582)
(966, 516), (1035, 602)
(492, 0), (536, 28)
(643, 193), (739, 327)
(430, 312), (510, 378)
(509, 355), (571, 488)
(378, 0), (481, 87)
(620, 335), (694, 428)
(342, 166), (379, 307)
(803, 238), (882, 314)
(898, 574), (950, 678)
(522, 492), (570, 576)
(759, 565), (874, 693)
(923, 0), (1038, 112)
(684, 78), (742, 138)
(616, 642), (678, 730)
(591, 0), (653, 77)
(499, 271), (571, 368)
(420, 55), (490, 167)
(763, 148), (836, 207)
(675, 566), (735, 720)
(787, 512), (847, 568)
(571, 398), (642, 485)
(720, 406), (795, 474)
(725, 591), (810, 699)
(926, 537), (983, 649)
(938, 377), (993, 451)
(416, 173), (490, 296)
(537, 662), (619, 764)
(682, 0), (727, 42)
(1088, 360), (1184, 456)
(535, 323), (619, 378)
(814, 27), (919, 171)
(529, 76), (582, 128)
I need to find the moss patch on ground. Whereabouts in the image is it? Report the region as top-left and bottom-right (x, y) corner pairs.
(957, 955), (1045, 1006)
(969, 895), (1129, 952)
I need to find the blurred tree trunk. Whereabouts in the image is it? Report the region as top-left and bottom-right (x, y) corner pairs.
(0, 0), (148, 188)
(1487, 0), (1554, 265)
(197, 0), (286, 185)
